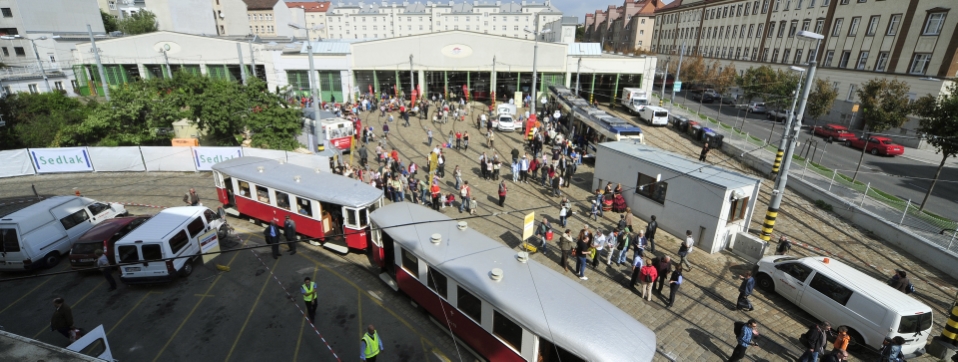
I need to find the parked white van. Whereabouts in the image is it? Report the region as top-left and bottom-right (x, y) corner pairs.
(115, 206), (224, 284)
(493, 103), (517, 131)
(0, 196), (127, 270)
(640, 106), (670, 126)
(756, 256), (932, 356)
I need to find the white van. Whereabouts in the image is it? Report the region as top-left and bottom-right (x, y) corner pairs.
(0, 196), (127, 270)
(640, 106), (670, 126)
(115, 206), (224, 284)
(756, 256), (932, 356)
(493, 103), (517, 131)
(620, 87), (649, 114)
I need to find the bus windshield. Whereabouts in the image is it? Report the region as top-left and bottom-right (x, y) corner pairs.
(654, 111), (669, 118)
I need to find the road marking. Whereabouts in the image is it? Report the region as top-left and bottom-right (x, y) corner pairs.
(32, 280), (105, 339)
(151, 235), (251, 362)
(358, 289), (363, 340)
(293, 267), (319, 362)
(224, 257), (280, 362)
(193, 294), (215, 297)
(107, 291), (159, 335)
(0, 273), (57, 315)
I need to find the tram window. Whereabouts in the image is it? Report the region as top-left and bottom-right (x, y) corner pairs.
(538, 337), (585, 362)
(493, 310), (523, 351)
(275, 191), (290, 210)
(358, 208), (368, 228)
(401, 248), (419, 278)
(456, 286), (482, 323)
(296, 197), (313, 217)
(346, 208), (358, 227)
(426, 266), (447, 299)
(256, 186), (270, 203)
(238, 181), (251, 197)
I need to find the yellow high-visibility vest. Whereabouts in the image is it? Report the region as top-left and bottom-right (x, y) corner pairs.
(362, 331), (381, 358)
(302, 282), (317, 302)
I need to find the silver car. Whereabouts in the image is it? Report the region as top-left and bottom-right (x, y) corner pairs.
(747, 102), (766, 113)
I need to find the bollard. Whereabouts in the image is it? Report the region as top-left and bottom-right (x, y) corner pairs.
(860, 182), (870, 208)
(828, 169), (836, 191)
(802, 158), (808, 180)
(899, 199), (910, 226)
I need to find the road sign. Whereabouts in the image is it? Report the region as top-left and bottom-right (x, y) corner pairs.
(673, 81), (682, 93)
(522, 212), (535, 240)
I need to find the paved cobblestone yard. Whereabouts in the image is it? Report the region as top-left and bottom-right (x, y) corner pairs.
(1, 102), (954, 361)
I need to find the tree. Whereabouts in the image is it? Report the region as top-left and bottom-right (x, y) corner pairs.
(913, 82), (958, 211)
(736, 65), (776, 129)
(805, 78), (839, 124)
(764, 68), (801, 112)
(64, 78), (184, 146)
(101, 10), (119, 33)
(0, 92), (93, 149)
(118, 10), (158, 35)
(852, 78), (912, 181)
(680, 54), (706, 106)
(713, 62), (737, 121)
(575, 25), (585, 42)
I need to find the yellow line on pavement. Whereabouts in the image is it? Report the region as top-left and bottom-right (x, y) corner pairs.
(0, 276), (55, 315)
(224, 257), (280, 362)
(151, 235), (250, 362)
(293, 267), (319, 362)
(33, 280), (105, 339)
(358, 289), (363, 340)
(107, 291), (159, 336)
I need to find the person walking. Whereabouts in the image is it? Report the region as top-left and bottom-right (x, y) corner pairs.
(699, 142), (710, 162)
(798, 321), (832, 362)
(498, 181), (507, 207)
(729, 319), (759, 362)
(633, 231), (647, 262)
(639, 259), (657, 300)
(463, 131), (470, 151)
(459, 181), (471, 213)
(360, 325), (384, 362)
(455, 131), (462, 150)
(487, 130), (494, 149)
(614, 229), (631, 265)
(558, 198), (570, 227)
(666, 266), (683, 308)
(879, 336), (905, 362)
(436, 152), (445, 178)
(519, 155), (529, 183)
(535, 218), (552, 253)
(654, 255), (672, 294)
(679, 230), (694, 271)
(551, 173), (561, 197)
(264, 220), (281, 259)
(775, 235), (792, 255)
(629, 253), (644, 289)
(95, 250), (116, 291)
(50, 298), (75, 340)
(575, 234), (591, 280)
(558, 229), (574, 271)
(736, 271), (756, 311)
(183, 188), (200, 206)
(358, 144), (369, 168)
(591, 230), (605, 269)
(448, 131), (454, 149)
(645, 215), (658, 253)
(283, 215), (298, 255)
(430, 182), (441, 211)
(301, 277), (318, 322)
(427, 129), (433, 146)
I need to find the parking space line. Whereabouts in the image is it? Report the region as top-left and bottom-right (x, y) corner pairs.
(107, 291), (159, 336)
(0, 275), (56, 315)
(224, 257), (280, 362)
(292, 267), (319, 362)
(357, 289), (363, 340)
(32, 280), (105, 339)
(151, 235), (251, 362)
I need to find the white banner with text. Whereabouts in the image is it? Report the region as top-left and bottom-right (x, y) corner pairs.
(193, 147), (243, 171)
(30, 147), (94, 174)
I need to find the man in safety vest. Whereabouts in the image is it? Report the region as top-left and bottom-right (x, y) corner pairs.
(300, 277), (318, 322)
(360, 324), (383, 361)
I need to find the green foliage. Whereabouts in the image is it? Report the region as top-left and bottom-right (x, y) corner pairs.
(66, 78), (183, 146)
(806, 78), (839, 122)
(765, 69), (801, 111)
(915, 82), (958, 160)
(814, 200), (834, 212)
(0, 92), (93, 148)
(737, 65), (777, 104)
(118, 10), (158, 35)
(101, 10), (119, 33)
(680, 55), (706, 86)
(714, 62), (737, 95)
(856, 78), (911, 132)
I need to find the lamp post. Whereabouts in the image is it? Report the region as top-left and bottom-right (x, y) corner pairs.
(1, 35), (57, 92)
(289, 13), (326, 131)
(768, 65), (806, 157)
(759, 30), (823, 242)
(524, 20), (551, 116)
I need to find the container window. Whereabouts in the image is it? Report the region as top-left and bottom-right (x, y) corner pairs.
(186, 217), (206, 238)
(60, 209), (91, 230)
(808, 273), (852, 305)
(71, 242), (100, 255)
(141, 244), (162, 261)
(457, 286), (482, 322)
(88, 202), (111, 216)
(169, 230), (190, 254)
(493, 310), (524, 351)
(427, 266), (448, 299)
(296, 197), (313, 217)
(401, 248), (418, 277)
(117, 245), (139, 262)
(0, 228), (20, 252)
(775, 262), (813, 283)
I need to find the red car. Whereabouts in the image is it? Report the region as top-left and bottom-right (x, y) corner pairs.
(69, 216), (150, 269)
(812, 124), (858, 143)
(848, 136), (905, 156)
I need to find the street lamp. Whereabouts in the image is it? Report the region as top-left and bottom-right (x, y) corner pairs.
(289, 14), (326, 139)
(524, 23), (551, 116)
(769, 66), (807, 150)
(759, 30), (823, 242)
(1, 35), (59, 92)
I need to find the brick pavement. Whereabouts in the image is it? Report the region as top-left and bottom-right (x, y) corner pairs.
(1, 101), (953, 361)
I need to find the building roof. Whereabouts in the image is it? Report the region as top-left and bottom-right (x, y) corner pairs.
(404, 2), (427, 13)
(298, 41), (351, 54)
(450, 2), (472, 13)
(286, 1), (331, 12)
(560, 16), (578, 25)
(244, 0), (280, 10)
(498, 2), (522, 13)
(568, 42), (601, 56)
(598, 142), (760, 189)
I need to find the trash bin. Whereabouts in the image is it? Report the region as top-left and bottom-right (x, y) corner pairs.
(672, 115), (689, 131)
(700, 127), (714, 142)
(689, 124), (703, 140)
(704, 132), (725, 148)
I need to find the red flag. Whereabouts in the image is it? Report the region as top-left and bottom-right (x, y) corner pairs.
(411, 88), (418, 105)
(462, 84), (469, 101)
(368, 85), (373, 96)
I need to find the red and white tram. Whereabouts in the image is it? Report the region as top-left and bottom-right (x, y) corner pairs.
(212, 157), (383, 253)
(370, 203), (657, 362)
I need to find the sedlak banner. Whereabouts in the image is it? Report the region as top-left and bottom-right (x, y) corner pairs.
(31, 147), (94, 173)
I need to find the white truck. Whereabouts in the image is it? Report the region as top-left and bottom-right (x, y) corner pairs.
(620, 87), (649, 114)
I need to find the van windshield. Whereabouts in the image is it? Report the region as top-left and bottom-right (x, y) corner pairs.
(1, 228), (20, 252)
(898, 312), (933, 334)
(654, 111), (669, 117)
(71, 242), (101, 255)
(633, 99), (648, 106)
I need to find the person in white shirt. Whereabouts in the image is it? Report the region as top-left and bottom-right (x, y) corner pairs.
(591, 231), (605, 269)
(679, 230), (694, 271)
(604, 231), (617, 265)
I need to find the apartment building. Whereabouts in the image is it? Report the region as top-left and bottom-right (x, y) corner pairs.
(324, 1), (563, 40)
(583, 0), (662, 52)
(650, 0), (958, 144)
(288, 2), (332, 39)
(213, 0), (252, 36)
(245, 0), (281, 36)
(542, 16), (577, 44)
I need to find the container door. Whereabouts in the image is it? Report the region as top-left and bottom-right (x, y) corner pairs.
(66, 325), (114, 361)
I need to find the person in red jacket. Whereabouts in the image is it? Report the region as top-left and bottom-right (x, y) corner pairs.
(639, 260), (658, 301)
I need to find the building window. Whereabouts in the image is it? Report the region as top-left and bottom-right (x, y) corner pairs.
(752, 47), (759, 60)
(823, 50), (834, 67)
(13, 46), (24, 56)
(635, 173), (667, 204)
(784, 0), (791, 10)
(757, 23), (764, 37)
(767, 23), (775, 38)
(0, 47), (6, 56)
(1, 8), (11, 17)
(789, 20), (798, 37)
(28, 84), (38, 94)
(794, 49), (803, 64)
(802, 19), (810, 32)
(909, 53), (932, 74)
(831, 18), (843, 36)
(846, 84), (856, 101)
(762, 48), (770, 61)
(815, 19), (825, 34)
(778, 21), (786, 37)
(107, 1), (116, 10)
(728, 196), (749, 222)
(855, 51), (869, 70)
(886, 14), (901, 35)
(923, 13), (946, 35)
(865, 16), (880, 36)
(838, 51), (851, 68)
(848, 17), (860, 36)
(762, 0), (770, 13)
(874, 52), (889, 72)
(782, 49), (790, 64)
(774, 0), (781, 11)
(641, 18), (646, 24)
(734, 25), (739, 38)
(772, 49), (780, 62)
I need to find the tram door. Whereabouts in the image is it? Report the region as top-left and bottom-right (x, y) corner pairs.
(342, 206), (369, 250)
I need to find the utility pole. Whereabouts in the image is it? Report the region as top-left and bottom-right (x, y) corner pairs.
(530, 16), (541, 116)
(659, 58), (669, 106)
(409, 54), (414, 101)
(28, 39), (51, 92)
(771, 69), (806, 175)
(669, 41), (686, 113)
(160, 45), (172, 79)
(237, 43), (247, 86)
(248, 38), (258, 78)
(575, 57), (582, 97)
(87, 24), (110, 101)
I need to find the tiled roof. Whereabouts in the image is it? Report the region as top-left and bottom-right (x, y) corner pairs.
(286, 1), (331, 12)
(244, 0), (279, 10)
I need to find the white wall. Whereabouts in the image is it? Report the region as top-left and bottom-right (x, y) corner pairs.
(272, 2), (294, 38)
(215, 0), (250, 36)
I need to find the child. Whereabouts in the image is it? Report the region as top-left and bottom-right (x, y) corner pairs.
(444, 193), (456, 209)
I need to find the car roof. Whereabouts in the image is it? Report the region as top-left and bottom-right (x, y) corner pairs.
(797, 257), (930, 314)
(76, 216), (149, 243)
(116, 207), (208, 243)
(871, 136), (894, 142)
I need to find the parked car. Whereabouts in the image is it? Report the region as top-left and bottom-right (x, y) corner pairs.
(69, 215), (150, 270)
(812, 124), (858, 143)
(688, 91), (715, 103)
(746, 102), (766, 113)
(766, 109), (793, 122)
(848, 136), (905, 156)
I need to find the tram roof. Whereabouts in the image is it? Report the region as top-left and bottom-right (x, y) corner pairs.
(212, 156), (382, 207)
(370, 203), (657, 361)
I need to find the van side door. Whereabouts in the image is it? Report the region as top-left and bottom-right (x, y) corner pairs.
(59, 209), (93, 242)
(86, 202), (114, 224)
(801, 271), (855, 331)
(773, 262), (813, 303)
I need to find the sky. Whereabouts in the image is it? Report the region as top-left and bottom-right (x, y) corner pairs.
(551, 0), (676, 24)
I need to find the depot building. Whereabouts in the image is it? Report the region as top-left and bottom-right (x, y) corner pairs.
(71, 31), (655, 105)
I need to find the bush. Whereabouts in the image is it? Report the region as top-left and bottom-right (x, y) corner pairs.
(814, 200), (834, 212)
